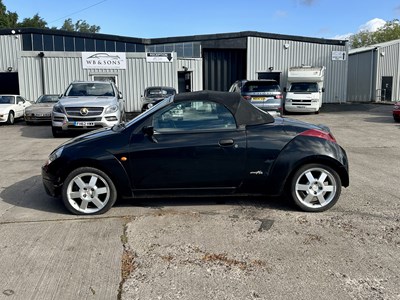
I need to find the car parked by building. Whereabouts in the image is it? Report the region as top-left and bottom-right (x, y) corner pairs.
(141, 86), (176, 112)
(0, 95), (32, 125)
(393, 102), (400, 122)
(25, 94), (60, 124)
(42, 90), (349, 215)
(229, 79), (283, 116)
(51, 81), (125, 137)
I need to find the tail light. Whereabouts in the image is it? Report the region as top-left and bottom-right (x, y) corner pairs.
(299, 129), (337, 143)
(275, 94), (283, 99)
(243, 96), (251, 100)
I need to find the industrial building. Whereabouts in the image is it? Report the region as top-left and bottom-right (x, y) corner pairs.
(0, 28), (348, 112)
(348, 39), (400, 102)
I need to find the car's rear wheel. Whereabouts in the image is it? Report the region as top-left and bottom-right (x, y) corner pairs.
(289, 164), (341, 212)
(6, 111), (15, 125)
(62, 167), (117, 215)
(394, 116), (400, 122)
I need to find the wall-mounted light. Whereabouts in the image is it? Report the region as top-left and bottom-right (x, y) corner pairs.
(284, 43), (290, 49)
(182, 66), (188, 71)
(7, 67), (13, 72)
(268, 66), (274, 72)
(380, 51), (385, 57)
(38, 52), (45, 58)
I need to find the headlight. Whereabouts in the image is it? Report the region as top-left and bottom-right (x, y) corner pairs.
(47, 146), (64, 165)
(394, 105), (400, 109)
(147, 103), (153, 109)
(53, 104), (64, 113)
(286, 99), (292, 103)
(105, 104), (118, 114)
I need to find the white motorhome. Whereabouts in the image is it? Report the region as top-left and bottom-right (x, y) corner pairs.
(284, 66), (325, 113)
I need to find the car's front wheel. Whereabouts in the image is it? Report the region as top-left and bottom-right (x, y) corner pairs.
(6, 111), (15, 124)
(62, 167), (117, 215)
(289, 164), (341, 212)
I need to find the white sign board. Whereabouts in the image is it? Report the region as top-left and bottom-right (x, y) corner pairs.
(146, 52), (174, 63)
(332, 51), (346, 61)
(82, 52), (126, 69)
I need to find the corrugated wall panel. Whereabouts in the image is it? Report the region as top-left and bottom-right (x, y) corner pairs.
(376, 43), (400, 101)
(248, 37), (348, 103)
(0, 34), (20, 72)
(176, 58), (203, 91)
(348, 51), (375, 102)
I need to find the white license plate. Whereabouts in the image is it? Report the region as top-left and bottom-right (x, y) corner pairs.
(74, 122), (95, 126)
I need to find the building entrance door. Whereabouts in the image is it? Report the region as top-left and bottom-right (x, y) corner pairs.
(381, 76), (392, 101)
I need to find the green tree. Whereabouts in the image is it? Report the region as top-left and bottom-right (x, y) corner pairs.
(0, 0), (18, 28)
(18, 13), (47, 28)
(350, 19), (400, 48)
(60, 18), (100, 33)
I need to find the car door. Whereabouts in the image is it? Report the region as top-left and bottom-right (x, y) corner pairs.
(129, 100), (246, 190)
(16, 96), (27, 117)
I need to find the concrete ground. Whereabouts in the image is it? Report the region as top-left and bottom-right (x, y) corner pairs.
(0, 103), (399, 299)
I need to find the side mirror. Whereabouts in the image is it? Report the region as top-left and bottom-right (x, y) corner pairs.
(142, 126), (157, 143)
(321, 87), (325, 93)
(118, 92), (123, 99)
(142, 126), (154, 136)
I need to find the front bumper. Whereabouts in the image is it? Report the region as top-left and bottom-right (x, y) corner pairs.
(25, 113), (52, 123)
(0, 112), (10, 122)
(52, 112), (120, 131)
(42, 165), (62, 197)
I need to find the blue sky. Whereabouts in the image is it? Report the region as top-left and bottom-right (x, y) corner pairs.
(3, 0), (399, 40)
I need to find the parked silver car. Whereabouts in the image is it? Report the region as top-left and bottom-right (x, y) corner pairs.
(229, 79), (283, 117)
(51, 81), (125, 137)
(25, 94), (59, 124)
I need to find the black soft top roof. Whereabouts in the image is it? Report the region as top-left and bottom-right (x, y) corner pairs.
(173, 90), (274, 126)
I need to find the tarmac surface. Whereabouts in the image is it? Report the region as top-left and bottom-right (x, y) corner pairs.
(0, 103), (399, 299)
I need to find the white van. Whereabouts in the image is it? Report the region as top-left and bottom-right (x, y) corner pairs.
(284, 66), (325, 114)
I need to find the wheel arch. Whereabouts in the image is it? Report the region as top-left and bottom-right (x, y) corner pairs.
(60, 156), (133, 199)
(283, 156), (349, 193)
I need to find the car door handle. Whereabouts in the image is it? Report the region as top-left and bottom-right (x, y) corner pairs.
(219, 139), (234, 146)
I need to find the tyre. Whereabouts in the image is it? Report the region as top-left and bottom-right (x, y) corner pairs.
(62, 167), (117, 215)
(288, 164), (341, 212)
(6, 111), (15, 125)
(52, 126), (63, 138)
(394, 116), (400, 123)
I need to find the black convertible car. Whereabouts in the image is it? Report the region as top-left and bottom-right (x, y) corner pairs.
(42, 91), (349, 215)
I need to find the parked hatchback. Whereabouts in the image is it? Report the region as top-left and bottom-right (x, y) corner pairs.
(229, 79), (283, 116)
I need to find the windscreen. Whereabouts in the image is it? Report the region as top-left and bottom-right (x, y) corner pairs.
(289, 82), (319, 92)
(145, 88), (176, 98)
(66, 83), (115, 97)
(242, 81), (280, 93)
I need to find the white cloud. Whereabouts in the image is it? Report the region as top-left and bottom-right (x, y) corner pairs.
(358, 18), (386, 32)
(331, 18), (386, 40)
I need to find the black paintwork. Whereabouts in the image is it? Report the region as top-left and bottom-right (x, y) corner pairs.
(42, 91), (349, 200)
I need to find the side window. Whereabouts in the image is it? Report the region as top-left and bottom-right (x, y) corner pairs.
(153, 100), (236, 132)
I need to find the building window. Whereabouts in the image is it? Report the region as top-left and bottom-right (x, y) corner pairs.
(54, 35), (64, 51)
(43, 35), (54, 51)
(136, 43), (145, 52)
(95, 39), (105, 52)
(22, 34), (33, 51)
(106, 40), (116, 52)
(32, 34), (43, 51)
(126, 43), (137, 52)
(116, 41), (125, 52)
(85, 39), (95, 51)
(75, 37), (85, 51)
(65, 36), (74, 51)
